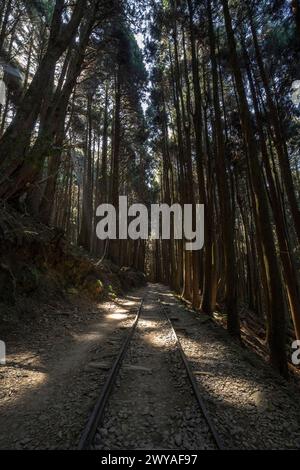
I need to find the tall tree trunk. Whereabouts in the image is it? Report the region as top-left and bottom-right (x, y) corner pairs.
(0, 0), (88, 197)
(79, 93), (93, 251)
(0, 0), (12, 51)
(207, 0), (239, 337)
(247, 4), (300, 243)
(243, 40), (300, 341)
(109, 66), (122, 263)
(221, 0), (288, 376)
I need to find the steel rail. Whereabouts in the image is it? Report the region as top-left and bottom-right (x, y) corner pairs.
(160, 300), (224, 450)
(78, 298), (144, 450)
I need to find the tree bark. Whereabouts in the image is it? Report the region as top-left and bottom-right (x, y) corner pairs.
(221, 0), (288, 376)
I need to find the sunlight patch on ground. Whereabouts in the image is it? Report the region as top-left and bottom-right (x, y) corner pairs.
(107, 312), (128, 320)
(73, 331), (104, 343)
(177, 336), (261, 409)
(192, 375), (260, 410)
(0, 356), (48, 407)
(138, 319), (159, 330)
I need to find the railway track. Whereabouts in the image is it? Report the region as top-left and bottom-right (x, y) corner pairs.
(78, 295), (224, 450)
(159, 300), (223, 450)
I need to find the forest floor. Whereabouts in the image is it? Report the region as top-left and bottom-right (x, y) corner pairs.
(0, 291), (140, 449)
(0, 284), (300, 450)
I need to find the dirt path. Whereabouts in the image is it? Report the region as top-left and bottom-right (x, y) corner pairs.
(1, 283), (300, 450)
(0, 291), (143, 449)
(93, 287), (216, 450)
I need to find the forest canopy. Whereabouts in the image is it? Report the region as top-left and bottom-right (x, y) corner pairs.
(0, 0), (300, 378)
